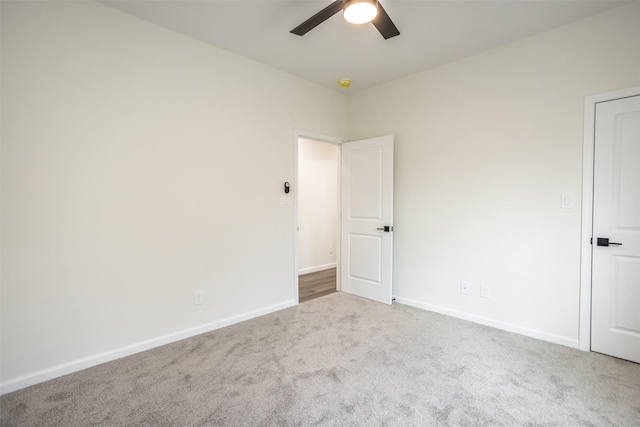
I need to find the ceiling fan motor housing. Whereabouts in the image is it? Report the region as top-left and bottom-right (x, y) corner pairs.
(343, 0), (378, 9)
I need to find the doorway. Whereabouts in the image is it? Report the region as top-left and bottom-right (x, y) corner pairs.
(590, 94), (640, 363)
(296, 135), (341, 303)
(580, 85), (640, 362)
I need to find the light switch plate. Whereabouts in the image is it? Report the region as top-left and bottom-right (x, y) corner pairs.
(561, 193), (573, 209)
(281, 197), (290, 207)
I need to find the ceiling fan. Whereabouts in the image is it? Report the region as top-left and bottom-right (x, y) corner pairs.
(290, 0), (400, 40)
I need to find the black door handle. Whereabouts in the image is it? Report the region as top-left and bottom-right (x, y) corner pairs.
(376, 226), (393, 232)
(597, 238), (622, 247)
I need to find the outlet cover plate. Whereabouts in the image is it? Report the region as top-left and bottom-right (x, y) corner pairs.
(460, 281), (470, 295)
(480, 285), (490, 299)
(194, 290), (204, 305)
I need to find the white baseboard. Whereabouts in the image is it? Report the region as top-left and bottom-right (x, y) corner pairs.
(298, 262), (336, 275)
(393, 296), (580, 350)
(0, 300), (297, 396)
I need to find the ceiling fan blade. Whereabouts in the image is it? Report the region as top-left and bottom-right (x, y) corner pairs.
(291, 0), (344, 36)
(371, 2), (400, 39)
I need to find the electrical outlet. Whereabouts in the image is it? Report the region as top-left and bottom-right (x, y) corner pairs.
(480, 285), (490, 299)
(329, 245), (334, 255)
(460, 281), (470, 295)
(194, 290), (203, 305)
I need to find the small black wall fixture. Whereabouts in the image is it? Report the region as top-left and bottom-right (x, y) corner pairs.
(284, 182), (290, 194)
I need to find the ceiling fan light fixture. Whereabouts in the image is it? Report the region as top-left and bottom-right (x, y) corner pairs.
(343, 0), (378, 25)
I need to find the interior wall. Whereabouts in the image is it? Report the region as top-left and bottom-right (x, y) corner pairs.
(297, 138), (339, 274)
(348, 2), (640, 344)
(0, 1), (348, 386)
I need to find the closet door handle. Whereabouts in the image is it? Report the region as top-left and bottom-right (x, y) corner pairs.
(597, 238), (622, 247)
(376, 226), (393, 232)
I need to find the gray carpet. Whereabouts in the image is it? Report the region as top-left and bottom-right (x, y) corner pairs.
(1, 292), (639, 426)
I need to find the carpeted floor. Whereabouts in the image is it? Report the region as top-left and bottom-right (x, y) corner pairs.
(1, 292), (639, 426)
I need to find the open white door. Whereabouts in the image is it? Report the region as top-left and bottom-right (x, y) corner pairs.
(591, 95), (640, 363)
(340, 135), (394, 304)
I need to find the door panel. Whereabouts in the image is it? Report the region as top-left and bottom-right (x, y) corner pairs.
(341, 136), (393, 304)
(591, 95), (640, 363)
(349, 234), (382, 282)
(349, 147), (383, 219)
(614, 256), (640, 332)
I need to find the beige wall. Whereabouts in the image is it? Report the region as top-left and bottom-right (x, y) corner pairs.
(297, 139), (340, 273)
(0, 1), (347, 386)
(348, 3), (640, 344)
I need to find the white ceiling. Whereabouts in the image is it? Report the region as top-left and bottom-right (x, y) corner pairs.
(100, 0), (626, 93)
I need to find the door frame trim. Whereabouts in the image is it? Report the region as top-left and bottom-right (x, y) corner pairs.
(579, 85), (640, 351)
(294, 130), (343, 304)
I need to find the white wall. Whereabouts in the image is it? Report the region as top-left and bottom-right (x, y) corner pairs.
(348, 3), (640, 345)
(0, 1), (347, 388)
(297, 138), (339, 274)
(3, 0), (639, 393)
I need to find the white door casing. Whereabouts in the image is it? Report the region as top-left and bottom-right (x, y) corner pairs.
(591, 95), (640, 363)
(340, 135), (394, 304)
